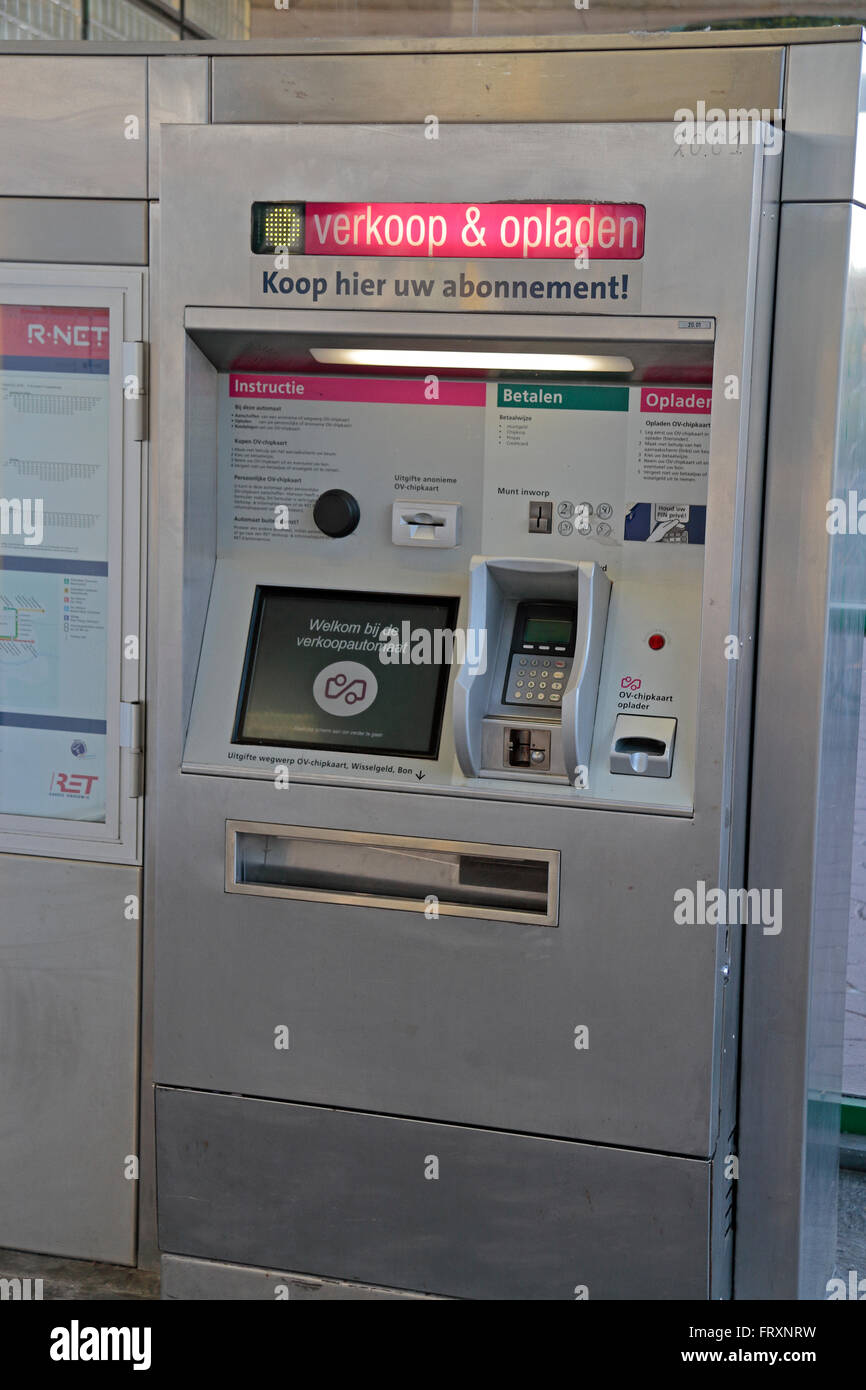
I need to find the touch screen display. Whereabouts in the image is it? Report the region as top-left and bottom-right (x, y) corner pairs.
(234, 587), (459, 758)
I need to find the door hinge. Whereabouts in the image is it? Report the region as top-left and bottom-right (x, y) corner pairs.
(120, 701), (144, 799)
(122, 341), (148, 441)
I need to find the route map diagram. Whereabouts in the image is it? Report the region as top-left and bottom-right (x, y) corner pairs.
(0, 588), (46, 662)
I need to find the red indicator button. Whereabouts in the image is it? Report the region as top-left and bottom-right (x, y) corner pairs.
(648, 633), (666, 651)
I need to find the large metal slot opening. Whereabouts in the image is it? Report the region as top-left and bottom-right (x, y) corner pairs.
(227, 820), (559, 925)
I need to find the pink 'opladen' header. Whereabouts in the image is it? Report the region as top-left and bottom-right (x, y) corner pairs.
(229, 374), (486, 406)
(303, 202), (645, 260)
(641, 388), (712, 415)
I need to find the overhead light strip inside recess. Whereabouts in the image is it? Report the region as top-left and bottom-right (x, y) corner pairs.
(309, 348), (635, 373)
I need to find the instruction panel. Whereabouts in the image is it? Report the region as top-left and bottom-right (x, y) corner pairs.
(481, 380), (710, 560)
(218, 373), (484, 552)
(219, 372), (711, 573)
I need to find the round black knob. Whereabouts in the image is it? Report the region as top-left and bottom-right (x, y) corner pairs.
(313, 488), (360, 538)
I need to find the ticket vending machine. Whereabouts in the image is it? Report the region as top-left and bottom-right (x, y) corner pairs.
(149, 115), (780, 1300)
(0, 28), (860, 1301)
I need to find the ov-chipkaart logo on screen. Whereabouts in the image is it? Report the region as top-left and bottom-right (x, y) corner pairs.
(312, 662), (378, 716)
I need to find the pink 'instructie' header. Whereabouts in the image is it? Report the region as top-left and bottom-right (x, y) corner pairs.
(229, 374), (486, 406)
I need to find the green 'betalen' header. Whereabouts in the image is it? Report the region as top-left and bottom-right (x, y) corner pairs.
(497, 383), (629, 411)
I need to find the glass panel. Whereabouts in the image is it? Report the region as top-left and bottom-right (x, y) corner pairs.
(0, 303), (111, 822)
(246, 7), (866, 43)
(185, 0), (249, 38)
(88, 0), (180, 39)
(249, 1), (469, 41)
(0, 0), (81, 39)
(845, 643), (866, 1100)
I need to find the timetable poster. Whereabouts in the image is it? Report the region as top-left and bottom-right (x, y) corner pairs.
(0, 304), (110, 822)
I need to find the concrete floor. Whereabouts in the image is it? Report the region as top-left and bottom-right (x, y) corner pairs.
(0, 1169), (863, 1299)
(0, 1245), (158, 1300)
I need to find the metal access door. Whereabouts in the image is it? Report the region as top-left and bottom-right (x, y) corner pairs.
(0, 264), (145, 1264)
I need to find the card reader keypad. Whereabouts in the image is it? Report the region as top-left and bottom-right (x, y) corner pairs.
(506, 652), (572, 706)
